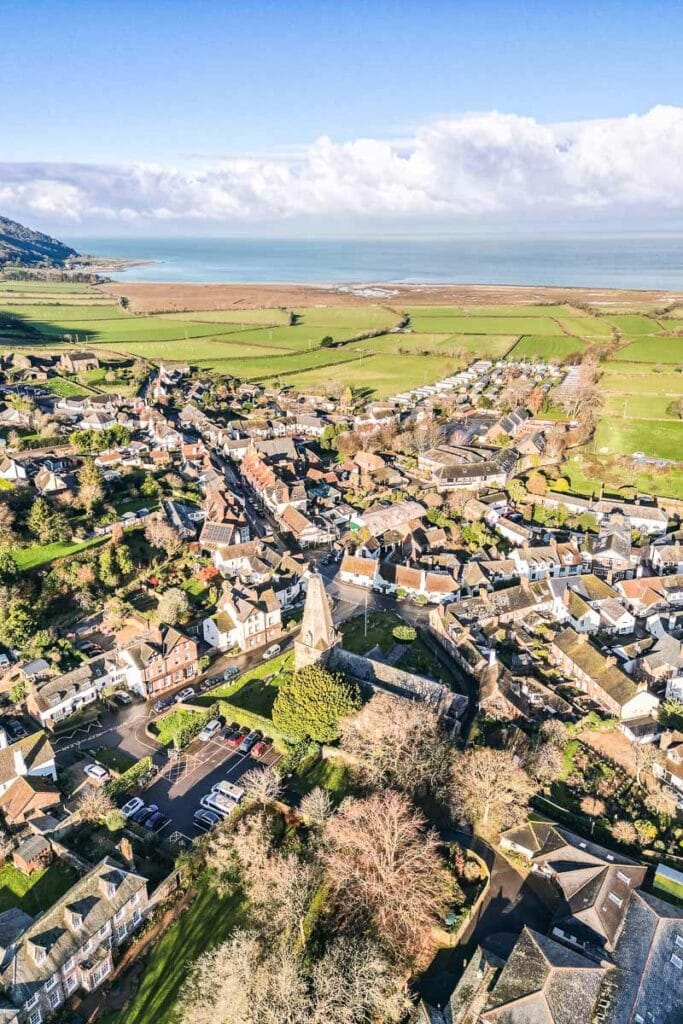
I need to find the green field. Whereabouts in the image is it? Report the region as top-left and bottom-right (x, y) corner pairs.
(560, 454), (683, 502)
(593, 417), (683, 461)
(274, 351), (462, 398)
(160, 307), (290, 325)
(407, 313), (566, 335)
(612, 337), (683, 363)
(14, 535), (107, 571)
(0, 303), (127, 321)
(604, 392), (680, 420)
(603, 314), (663, 336)
(509, 335), (586, 361)
(41, 376), (94, 397)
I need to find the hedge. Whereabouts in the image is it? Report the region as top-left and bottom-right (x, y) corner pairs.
(106, 755), (154, 798)
(217, 699), (294, 750)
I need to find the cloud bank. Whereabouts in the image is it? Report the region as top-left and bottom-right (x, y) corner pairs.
(2, 106), (683, 226)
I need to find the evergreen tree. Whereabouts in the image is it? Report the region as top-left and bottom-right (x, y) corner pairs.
(272, 666), (361, 743)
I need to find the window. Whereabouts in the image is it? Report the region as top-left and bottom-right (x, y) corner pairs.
(28, 1011), (42, 1024)
(45, 974), (58, 990)
(676, 935), (683, 949)
(129, 891), (140, 907)
(114, 907), (125, 922)
(133, 909), (142, 926)
(608, 893), (623, 908)
(63, 956), (75, 973)
(24, 993), (39, 1010)
(65, 975), (78, 995)
(671, 953), (683, 969)
(49, 990), (62, 1010)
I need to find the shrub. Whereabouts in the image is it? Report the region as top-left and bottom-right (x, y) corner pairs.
(106, 755), (154, 797)
(634, 819), (658, 846)
(392, 624), (416, 642)
(272, 665), (361, 743)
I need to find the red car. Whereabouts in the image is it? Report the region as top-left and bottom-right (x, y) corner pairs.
(226, 729), (247, 749)
(251, 738), (272, 759)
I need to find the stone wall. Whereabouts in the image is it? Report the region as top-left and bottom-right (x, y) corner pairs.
(329, 647), (467, 723)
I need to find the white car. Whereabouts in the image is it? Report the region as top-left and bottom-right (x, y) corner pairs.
(113, 691), (133, 705)
(211, 780), (244, 803)
(120, 796), (145, 819)
(200, 792), (236, 817)
(262, 644), (281, 660)
(174, 687), (195, 703)
(83, 763), (110, 784)
(198, 719), (221, 742)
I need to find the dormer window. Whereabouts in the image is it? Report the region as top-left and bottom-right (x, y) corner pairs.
(68, 910), (83, 930)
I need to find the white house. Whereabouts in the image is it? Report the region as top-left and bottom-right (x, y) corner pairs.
(338, 554), (378, 589)
(203, 585), (282, 652)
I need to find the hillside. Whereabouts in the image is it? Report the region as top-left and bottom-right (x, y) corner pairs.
(0, 215), (79, 267)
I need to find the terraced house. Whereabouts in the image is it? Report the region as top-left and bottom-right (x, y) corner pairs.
(0, 858), (148, 1024)
(119, 624), (199, 699)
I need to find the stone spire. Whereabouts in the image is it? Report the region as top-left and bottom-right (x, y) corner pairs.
(294, 571), (340, 671)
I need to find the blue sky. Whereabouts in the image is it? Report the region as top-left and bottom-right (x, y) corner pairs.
(1, 1), (683, 232)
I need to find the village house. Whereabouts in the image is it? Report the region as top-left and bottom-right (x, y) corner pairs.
(550, 627), (659, 722)
(0, 455), (28, 483)
(59, 350), (99, 374)
(339, 554), (379, 589)
(119, 625), (199, 699)
(203, 584), (282, 653)
(26, 655), (124, 730)
(0, 857), (148, 1022)
(0, 727), (59, 826)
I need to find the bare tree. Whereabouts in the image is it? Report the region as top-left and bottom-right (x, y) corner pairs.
(179, 931), (310, 1024)
(145, 517), (183, 556)
(633, 743), (658, 787)
(451, 747), (533, 834)
(525, 741), (564, 785)
(78, 786), (115, 823)
(156, 587), (190, 624)
(323, 791), (453, 964)
(242, 766), (282, 806)
(299, 786), (333, 830)
(310, 935), (409, 1024)
(341, 692), (453, 801)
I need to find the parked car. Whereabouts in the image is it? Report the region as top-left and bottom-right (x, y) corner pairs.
(83, 763), (110, 784)
(113, 691), (133, 706)
(174, 687), (195, 703)
(0, 653), (10, 669)
(120, 797), (145, 819)
(223, 667), (239, 681)
(198, 719), (221, 742)
(211, 780), (244, 803)
(153, 696), (174, 714)
(238, 730), (261, 755)
(226, 729), (247, 749)
(200, 792), (236, 817)
(131, 803), (158, 825)
(251, 738), (272, 759)
(193, 808), (221, 831)
(6, 720), (27, 740)
(143, 810), (169, 832)
(262, 644), (281, 660)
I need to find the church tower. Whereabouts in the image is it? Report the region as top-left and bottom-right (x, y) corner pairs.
(294, 571), (340, 671)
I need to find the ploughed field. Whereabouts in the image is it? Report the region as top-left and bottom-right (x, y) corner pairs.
(2, 280), (683, 466)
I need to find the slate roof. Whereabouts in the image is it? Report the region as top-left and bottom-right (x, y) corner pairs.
(0, 732), (55, 789)
(483, 927), (606, 1024)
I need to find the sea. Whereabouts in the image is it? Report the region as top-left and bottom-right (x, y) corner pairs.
(67, 235), (683, 290)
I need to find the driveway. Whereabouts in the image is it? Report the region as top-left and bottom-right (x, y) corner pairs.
(419, 829), (551, 1009)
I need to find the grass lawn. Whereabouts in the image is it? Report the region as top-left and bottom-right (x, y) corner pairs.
(653, 870), (683, 903)
(0, 860), (79, 916)
(151, 709), (208, 747)
(111, 880), (246, 1024)
(197, 652), (293, 717)
(288, 755), (353, 802)
(14, 535), (107, 571)
(340, 611), (400, 656)
(92, 746), (137, 773)
(600, 365), (683, 396)
(279, 351), (462, 399)
(160, 307), (290, 326)
(41, 376), (93, 397)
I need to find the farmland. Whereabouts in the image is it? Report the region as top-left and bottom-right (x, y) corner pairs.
(2, 282), (683, 476)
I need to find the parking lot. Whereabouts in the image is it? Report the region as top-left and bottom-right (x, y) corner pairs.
(137, 730), (281, 840)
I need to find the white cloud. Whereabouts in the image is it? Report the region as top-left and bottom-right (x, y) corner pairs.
(2, 106), (683, 225)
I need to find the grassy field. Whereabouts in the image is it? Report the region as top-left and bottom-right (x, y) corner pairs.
(509, 335), (586, 361)
(560, 454), (683, 501)
(113, 881), (246, 1024)
(604, 392), (679, 420)
(612, 337), (683, 362)
(603, 314), (663, 336)
(407, 313), (566, 335)
(277, 351), (462, 398)
(160, 307), (290, 325)
(593, 417), (683, 462)
(0, 860), (79, 916)
(41, 376), (94, 397)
